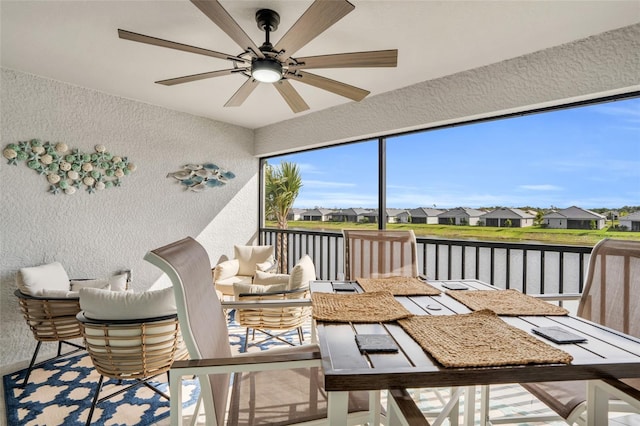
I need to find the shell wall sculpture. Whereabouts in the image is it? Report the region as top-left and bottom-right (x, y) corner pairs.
(3, 139), (136, 195)
(167, 163), (235, 192)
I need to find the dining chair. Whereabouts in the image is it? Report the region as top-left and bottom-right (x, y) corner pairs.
(481, 238), (640, 425)
(343, 229), (418, 280)
(145, 236), (377, 425)
(343, 229), (464, 425)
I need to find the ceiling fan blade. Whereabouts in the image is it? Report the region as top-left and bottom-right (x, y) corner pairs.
(118, 29), (245, 62)
(286, 71), (369, 102)
(274, 0), (355, 61)
(225, 78), (260, 107)
(274, 80), (310, 113)
(289, 49), (398, 70)
(156, 69), (247, 86)
(190, 0), (264, 58)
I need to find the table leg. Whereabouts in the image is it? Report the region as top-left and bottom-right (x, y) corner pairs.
(170, 370), (183, 426)
(463, 386), (476, 426)
(369, 390), (381, 425)
(328, 391), (349, 426)
(586, 380), (609, 426)
(479, 385), (489, 426)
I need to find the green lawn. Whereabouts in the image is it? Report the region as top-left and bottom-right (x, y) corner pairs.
(267, 221), (640, 247)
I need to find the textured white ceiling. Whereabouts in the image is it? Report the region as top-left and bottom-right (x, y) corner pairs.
(2, 1), (639, 129)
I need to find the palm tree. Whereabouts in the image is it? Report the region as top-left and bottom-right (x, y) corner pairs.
(265, 161), (302, 271)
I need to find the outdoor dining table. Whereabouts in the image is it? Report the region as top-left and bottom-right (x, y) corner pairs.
(310, 278), (640, 426)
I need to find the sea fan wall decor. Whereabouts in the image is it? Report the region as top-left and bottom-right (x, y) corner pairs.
(167, 163), (235, 192)
(3, 139), (136, 195)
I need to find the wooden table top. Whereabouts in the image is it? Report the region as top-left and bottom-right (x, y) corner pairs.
(310, 279), (640, 392)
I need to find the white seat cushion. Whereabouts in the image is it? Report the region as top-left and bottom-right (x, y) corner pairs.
(17, 262), (70, 296)
(288, 255), (316, 290)
(79, 287), (176, 320)
(253, 270), (290, 285)
(70, 279), (110, 291)
(215, 274), (253, 296)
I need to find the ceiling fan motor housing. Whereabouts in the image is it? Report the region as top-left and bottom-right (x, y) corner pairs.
(256, 9), (280, 33)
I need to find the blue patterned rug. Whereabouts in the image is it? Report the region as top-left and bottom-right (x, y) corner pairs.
(3, 317), (309, 425)
(3, 353), (200, 426)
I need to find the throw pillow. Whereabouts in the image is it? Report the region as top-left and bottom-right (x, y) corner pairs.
(213, 259), (239, 281)
(289, 255), (316, 290)
(234, 245), (274, 276)
(79, 287), (176, 320)
(109, 273), (129, 291)
(17, 262), (70, 296)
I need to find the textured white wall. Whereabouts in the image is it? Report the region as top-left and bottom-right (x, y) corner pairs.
(0, 69), (258, 367)
(255, 24), (640, 156)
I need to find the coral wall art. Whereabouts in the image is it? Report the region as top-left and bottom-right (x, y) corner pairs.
(167, 163), (235, 192)
(3, 139), (136, 195)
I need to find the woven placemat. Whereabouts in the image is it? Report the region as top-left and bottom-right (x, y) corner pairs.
(398, 309), (573, 368)
(356, 276), (441, 296)
(312, 291), (413, 323)
(447, 289), (569, 316)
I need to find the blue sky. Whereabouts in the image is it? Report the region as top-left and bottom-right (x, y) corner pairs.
(270, 97), (640, 210)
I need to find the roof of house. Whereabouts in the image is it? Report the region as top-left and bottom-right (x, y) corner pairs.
(482, 208), (536, 219)
(437, 207), (485, 218)
(408, 207), (445, 217)
(302, 208), (334, 216)
(543, 206), (606, 220)
(621, 212), (640, 220)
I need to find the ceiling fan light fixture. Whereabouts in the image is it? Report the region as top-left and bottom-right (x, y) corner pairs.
(251, 58), (282, 83)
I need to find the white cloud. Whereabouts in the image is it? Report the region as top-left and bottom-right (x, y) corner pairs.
(519, 184), (563, 191)
(304, 180), (357, 188)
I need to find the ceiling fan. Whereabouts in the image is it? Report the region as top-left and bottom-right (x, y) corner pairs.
(118, 0), (398, 113)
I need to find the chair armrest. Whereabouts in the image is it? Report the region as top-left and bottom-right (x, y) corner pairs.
(530, 293), (582, 301)
(222, 299), (312, 310)
(14, 289), (79, 301)
(388, 388), (431, 426)
(237, 287), (309, 298)
(76, 311), (178, 325)
(602, 378), (640, 402)
(171, 348), (321, 376)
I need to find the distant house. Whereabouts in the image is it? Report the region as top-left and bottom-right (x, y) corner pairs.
(543, 206), (606, 230)
(437, 207), (485, 226)
(286, 208), (305, 221)
(408, 207), (444, 224)
(301, 208), (334, 222)
(329, 208), (371, 223)
(482, 208), (535, 228)
(620, 212), (640, 231)
(605, 210), (620, 221)
(361, 209), (410, 223)
(387, 209), (411, 223)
